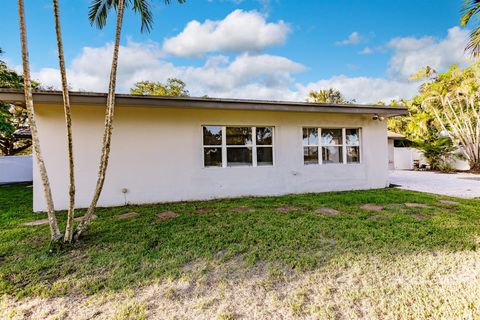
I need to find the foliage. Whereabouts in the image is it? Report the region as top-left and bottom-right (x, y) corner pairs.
(130, 78), (189, 97)
(0, 55), (34, 156)
(307, 88), (353, 104)
(1, 183), (479, 298)
(460, 0), (480, 57)
(414, 137), (458, 171)
(418, 63), (480, 170)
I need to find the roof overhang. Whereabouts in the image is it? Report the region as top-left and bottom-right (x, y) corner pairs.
(0, 89), (408, 117)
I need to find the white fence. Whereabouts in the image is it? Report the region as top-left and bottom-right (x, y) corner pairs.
(393, 147), (470, 171)
(0, 155), (33, 184)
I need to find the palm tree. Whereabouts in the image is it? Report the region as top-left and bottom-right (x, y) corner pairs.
(52, 0), (76, 243)
(17, 0), (62, 242)
(461, 0), (480, 57)
(74, 0), (185, 240)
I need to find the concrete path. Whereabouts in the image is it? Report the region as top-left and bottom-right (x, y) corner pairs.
(389, 170), (480, 199)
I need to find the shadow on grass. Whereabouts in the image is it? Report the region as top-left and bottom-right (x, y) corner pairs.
(1, 183), (479, 298)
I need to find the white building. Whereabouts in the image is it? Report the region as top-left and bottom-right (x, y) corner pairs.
(0, 90), (407, 211)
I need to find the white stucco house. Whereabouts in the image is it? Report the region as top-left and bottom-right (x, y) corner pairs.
(0, 89), (407, 212)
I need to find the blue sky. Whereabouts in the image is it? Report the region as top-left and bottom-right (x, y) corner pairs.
(0, 0), (471, 102)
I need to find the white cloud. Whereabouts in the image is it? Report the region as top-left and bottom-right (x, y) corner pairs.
(359, 47), (374, 55)
(387, 26), (470, 79)
(31, 41), (304, 101)
(297, 76), (419, 104)
(336, 32), (361, 46)
(162, 9), (289, 57)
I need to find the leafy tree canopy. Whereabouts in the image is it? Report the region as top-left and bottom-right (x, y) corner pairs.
(307, 88), (353, 104)
(130, 78), (189, 97)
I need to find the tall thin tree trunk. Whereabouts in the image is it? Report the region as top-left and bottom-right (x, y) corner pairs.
(74, 0), (125, 240)
(53, 0), (75, 243)
(18, 0), (62, 242)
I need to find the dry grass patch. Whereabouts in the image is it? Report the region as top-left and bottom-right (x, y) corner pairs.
(316, 208), (340, 216)
(360, 204), (384, 211)
(405, 202), (430, 208)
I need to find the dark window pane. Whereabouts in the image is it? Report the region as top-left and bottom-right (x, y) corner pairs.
(304, 146), (318, 165)
(226, 127), (252, 145)
(204, 148), (222, 167)
(227, 147), (252, 166)
(303, 128), (318, 145)
(322, 146), (343, 163)
(321, 129), (343, 145)
(256, 127), (273, 145)
(347, 146), (360, 163)
(346, 129), (359, 145)
(257, 147), (273, 166)
(203, 126), (222, 145)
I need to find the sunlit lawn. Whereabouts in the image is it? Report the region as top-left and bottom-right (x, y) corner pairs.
(1, 183), (480, 319)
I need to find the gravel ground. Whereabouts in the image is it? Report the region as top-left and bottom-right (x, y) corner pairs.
(389, 170), (480, 199)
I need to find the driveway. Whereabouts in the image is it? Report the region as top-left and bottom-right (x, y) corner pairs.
(389, 170), (480, 199)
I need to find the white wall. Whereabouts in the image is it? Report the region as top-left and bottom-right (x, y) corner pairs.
(393, 147), (470, 171)
(33, 103), (389, 211)
(0, 155), (33, 183)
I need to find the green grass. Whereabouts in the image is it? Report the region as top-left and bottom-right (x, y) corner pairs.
(1, 183), (479, 299)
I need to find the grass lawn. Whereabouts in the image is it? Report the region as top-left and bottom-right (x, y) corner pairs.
(1, 183), (480, 319)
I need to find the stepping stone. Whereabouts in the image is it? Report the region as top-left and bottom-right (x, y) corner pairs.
(22, 218), (49, 226)
(316, 208), (340, 215)
(405, 203), (430, 208)
(156, 211), (177, 220)
(195, 208), (212, 214)
(117, 212), (139, 219)
(74, 215), (97, 222)
(276, 205), (301, 213)
(360, 204), (384, 212)
(232, 206), (254, 213)
(439, 200), (460, 205)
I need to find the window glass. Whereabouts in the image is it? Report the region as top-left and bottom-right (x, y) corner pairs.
(304, 146), (319, 165)
(226, 127), (252, 145)
(204, 148), (222, 167)
(347, 146), (360, 163)
(203, 126), (222, 145)
(322, 146), (343, 163)
(303, 128), (318, 145)
(257, 147), (273, 166)
(346, 129), (359, 145)
(256, 127), (273, 145)
(321, 129), (343, 145)
(227, 147), (252, 166)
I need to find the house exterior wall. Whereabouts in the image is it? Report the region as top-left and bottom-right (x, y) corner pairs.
(33, 103), (389, 212)
(0, 155), (33, 183)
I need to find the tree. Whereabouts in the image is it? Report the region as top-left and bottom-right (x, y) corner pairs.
(307, 88), (352, 104)
(74, 0), (186, 240)
(53, 0), (76, 243)
(130, 78), (189, 96)
(0, 52), (32, 156)
(17, 0), (62, 242)
(460, 0), (480, 57)
(419, 63), (480, 171)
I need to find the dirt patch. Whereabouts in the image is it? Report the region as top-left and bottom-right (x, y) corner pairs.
(232, 206), (254, 213)
(117, 212), (139, 219)
(316, 208), (340, 216)
(156, 211), (178, 221)
(412, 213), (428, 220)
(405, 203), (430, 208)
(276, 206), (302, 213)
(360, 204), (384, 212)
(439, 200), (460, 206)
(195, 208), (213, 214)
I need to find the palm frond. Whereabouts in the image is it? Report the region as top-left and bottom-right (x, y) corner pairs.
(88, 0), (116, 30)
(460, 0), (480, 26)
(466, 27), (480, 57)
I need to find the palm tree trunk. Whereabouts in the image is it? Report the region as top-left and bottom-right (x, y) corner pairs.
(53, 0), (75, 243)
(74, 0), (125, 240)
(18, 0), (62, 242)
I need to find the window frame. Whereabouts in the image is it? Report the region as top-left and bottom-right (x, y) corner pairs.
(202, 125), (275, 168)
(302, 127), (362, 165)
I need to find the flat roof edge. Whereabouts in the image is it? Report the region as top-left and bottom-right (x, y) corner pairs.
(0, 89), (409, 116)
